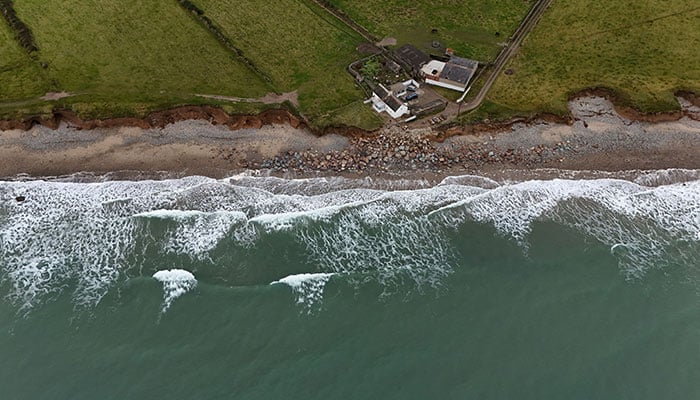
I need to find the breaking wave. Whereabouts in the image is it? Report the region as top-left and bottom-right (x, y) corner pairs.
(0, 170), (698, 312)
(271, 273), (335, 312)
(152, 269), (197, 313)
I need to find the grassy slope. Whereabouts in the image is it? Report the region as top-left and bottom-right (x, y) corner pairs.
(488, 0), (700, 116)
(9, 0), (269, 118)
(0, 19), (48, 102)
(191, 0), (381, 128)
(327, 0), (532, 61)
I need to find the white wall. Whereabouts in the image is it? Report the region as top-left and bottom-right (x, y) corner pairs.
(386, 104), (409, 119)
(424, 79), (466, 92)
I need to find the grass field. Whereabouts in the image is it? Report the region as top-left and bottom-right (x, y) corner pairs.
(327, 0), (532, 61)
(488, 0), (700, 116)
(190, 0), (377, 128)
(6, 0), (696, 128)
(312, 100), (384, 130)
(5, 0), (270, 118)
(0, 18), (47, 102)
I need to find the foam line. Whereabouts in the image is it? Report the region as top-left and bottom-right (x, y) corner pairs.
(133, 209), (248, 220)
(1, 171), (698, 312)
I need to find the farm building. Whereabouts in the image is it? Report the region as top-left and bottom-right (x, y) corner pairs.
(421, 56), (478, 92)
(370, 83), (410, 119)
(389, 79), (420, 97)
(394, 44), (478, 92)
(394, 44), (431, 75)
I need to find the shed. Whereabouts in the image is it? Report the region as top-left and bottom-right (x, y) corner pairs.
(395, 44), (430, 74)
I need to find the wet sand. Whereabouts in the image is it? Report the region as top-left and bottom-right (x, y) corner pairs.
(0, 96), (698, 181)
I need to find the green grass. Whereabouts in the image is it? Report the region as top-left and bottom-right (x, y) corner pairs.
(327, 0), (532, 61)
(2, 0), (386, 128)
(313, 100), (384, 131)
(0, 18), (48, 102)
(190, 0), (368, 122)
(488, 0), (700, 116)
(8, 0), (695, 130)
(8, 0), (269, 118)
(457, 100), (522, 124)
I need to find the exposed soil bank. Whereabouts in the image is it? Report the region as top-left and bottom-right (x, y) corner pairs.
(0, 96), (698, 180)
(0, 106), (305, 132)
(3, 89), (698, 134)
(443, 90), (700, 137)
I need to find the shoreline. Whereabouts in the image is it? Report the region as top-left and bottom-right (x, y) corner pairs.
(0, 96), (698, 182)
(2, 90), (698, 135)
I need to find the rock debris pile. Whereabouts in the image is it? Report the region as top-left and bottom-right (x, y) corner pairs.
(256, 129), (580, 173)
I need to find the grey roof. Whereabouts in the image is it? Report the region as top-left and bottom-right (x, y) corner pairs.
(372, 84), (403, 111)
(390, 82), (406, 93)
(373, 85), (389, 99)
(395, 44), (430, 69)
(384, 96), (403, 112)
(448, 56), (478, 68)
(441, 57), (478, 85)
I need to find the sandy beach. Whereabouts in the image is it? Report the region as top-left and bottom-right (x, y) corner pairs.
(0, 96), (698, 181)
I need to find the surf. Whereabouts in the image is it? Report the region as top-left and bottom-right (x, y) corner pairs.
(0, 170), (697, 313)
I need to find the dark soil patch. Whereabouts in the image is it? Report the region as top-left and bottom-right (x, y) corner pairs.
(357, 42), (381, 54)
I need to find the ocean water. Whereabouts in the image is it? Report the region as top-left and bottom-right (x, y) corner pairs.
(1, 170), (699, 399)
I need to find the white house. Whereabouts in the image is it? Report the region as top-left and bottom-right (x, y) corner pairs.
(370, 84), (410, 119)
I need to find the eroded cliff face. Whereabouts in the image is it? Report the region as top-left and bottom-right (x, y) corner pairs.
(0, 106), (304, 132)
(2, 90), (699, 136)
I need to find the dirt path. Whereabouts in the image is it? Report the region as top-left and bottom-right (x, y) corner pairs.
(0, 92), (75, 109)
(376, 37), (397, 47)
(196, 91), (299, 107)
(39, 92), (73, 101)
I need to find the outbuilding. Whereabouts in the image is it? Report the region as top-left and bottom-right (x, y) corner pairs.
(420, 56), (478, 92)
(394, 44), (431, 75)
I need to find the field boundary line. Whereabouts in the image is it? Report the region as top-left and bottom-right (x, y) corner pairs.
(295, 0), (362, 41)
(175, 0), (277, 91)
(307, 0), (378, 43)
(0, 0), (38, 54)
(571, 6), (700, 39)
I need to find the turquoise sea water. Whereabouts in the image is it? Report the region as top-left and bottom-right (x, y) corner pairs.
(1, 170), (699, 399)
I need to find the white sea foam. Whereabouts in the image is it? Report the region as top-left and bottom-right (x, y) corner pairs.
(271, 273), (335, 312)
(152, 269), (197, 313)
(438, 174), (501, 189)
(0, 178), (238, 310)
(249, 185), (482, 232)
(550, 180), (700, 277)
(229, 175), (434, 195)
(0, 180), (169, 310)
(431, 179), (642, 240)
(135, 210), (253, 257)
(1, 171), (698, 312)
(249, 195), (373, 232)
(429, 177), (700, 277)
(134, 209), (217, 219)
(633, 169), (700, 187)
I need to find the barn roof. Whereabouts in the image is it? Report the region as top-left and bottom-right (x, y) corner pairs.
(442, 57), (478, 84)
(395, 44), (430, 70)
(384, 96), (403, 112)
